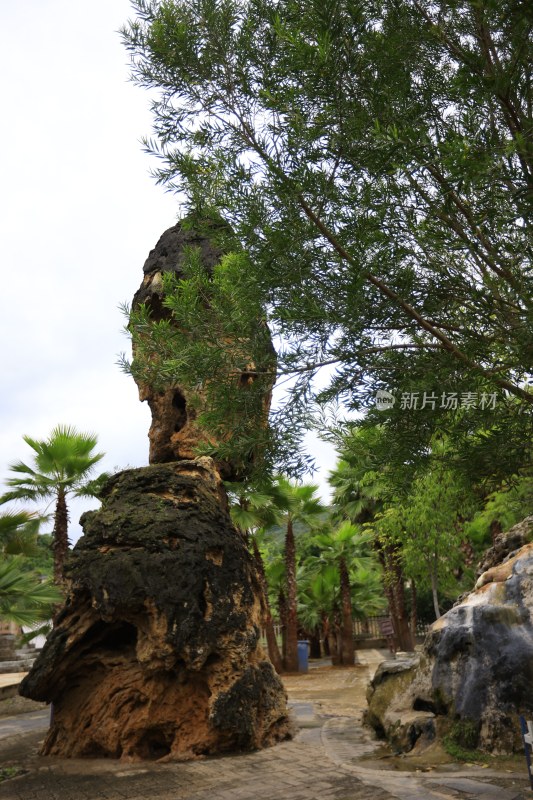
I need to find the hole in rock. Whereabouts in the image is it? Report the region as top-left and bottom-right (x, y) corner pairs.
(78, 620), (138, 653)
(137, 728), (173, 760)
(413, 698), (437, 713)
(98, 621), (138, 651)
(198, 589), (207, 617)
(145, 294), (168, 322)
(172, 390), (187, 432)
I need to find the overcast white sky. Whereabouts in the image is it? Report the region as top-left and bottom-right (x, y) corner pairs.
(0, 1), (336, 543)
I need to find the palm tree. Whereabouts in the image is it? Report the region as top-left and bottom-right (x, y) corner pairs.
(229, 486), (284, 673)
(329, 459), (388, 524)
(0, 425), (105, 584)
(269, 477), (326, 672)
(313, 522), (375, 665)
(298, 563), (339, 660)
(329, 430), (415, 652)
(0, 510), (43, 557)
(350, 565), (387, 621)
(264, 553), (287, 664)
(0, 511), (60, 633)
(0, 557), (60, 628)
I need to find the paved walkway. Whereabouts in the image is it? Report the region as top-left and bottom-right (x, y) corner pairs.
(0, 675), (27, 702)
(0, 653), (529, 800)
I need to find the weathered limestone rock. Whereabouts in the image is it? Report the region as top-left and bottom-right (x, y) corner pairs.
(366, 516), (533, 754)
(365, 655), (436, 752)
(476, 515), (533, 576)
(131, 219), (275, 479)
(19, 458), (292, 760)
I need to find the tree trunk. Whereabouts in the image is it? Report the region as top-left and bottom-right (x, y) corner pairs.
(378, 544), (415, 651)
(284, 518), (299, 672)
(278, 589), (288, 664)
(252, 538), (283, 673)
(321, 613), (330, 656)
(430, 572), (441, 620)
(328, 631), (339, 665)
(309, 630), (321, 658)
(339, 555), (355, 666)
(410, 580), (417, 640)
(53, 488), (69, 585)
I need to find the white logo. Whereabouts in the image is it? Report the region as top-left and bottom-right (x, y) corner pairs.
(375, 390), (395, 410)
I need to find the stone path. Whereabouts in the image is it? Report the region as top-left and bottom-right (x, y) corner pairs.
(0, 654), (529, 800)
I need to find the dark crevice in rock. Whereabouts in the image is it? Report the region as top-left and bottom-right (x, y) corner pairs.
(413, 698), (436, 714)
(137, 727), (173, 760)
(172, 389), (187, 432)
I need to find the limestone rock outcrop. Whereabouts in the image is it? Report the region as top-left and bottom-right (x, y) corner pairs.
(131, 219), (275, 479)
(366, 516), (533, 754)
(19, 458), (292, 760)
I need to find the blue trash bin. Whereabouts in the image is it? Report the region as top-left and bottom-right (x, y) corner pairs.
(297, 640), (309, 673)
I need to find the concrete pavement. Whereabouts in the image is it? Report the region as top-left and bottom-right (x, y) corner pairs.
(0, 653), (529, 800)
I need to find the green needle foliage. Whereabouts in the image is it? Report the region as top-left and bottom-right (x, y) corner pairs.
(122, 0), (533, 477)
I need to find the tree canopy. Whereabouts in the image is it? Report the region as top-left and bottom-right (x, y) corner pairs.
(122, 0), (533, 479)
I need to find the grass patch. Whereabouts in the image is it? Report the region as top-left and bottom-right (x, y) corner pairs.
(442, 736), (491, 764)
(0, 767), (23, 783)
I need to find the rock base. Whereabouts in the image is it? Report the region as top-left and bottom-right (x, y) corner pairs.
(19, 459), (293, 760)
(366, 516), (533, 754)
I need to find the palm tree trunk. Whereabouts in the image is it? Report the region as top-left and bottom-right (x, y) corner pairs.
(278, 588), (288, 663)
(53, 488), (69, 585)
(309, 629), (321, 658)
(321, 613), (330, 656)
(339, 555), (355, 666)
(327, 631), (338, 663)
(284, 517), (299, 672)
(252, 538), (283, 673)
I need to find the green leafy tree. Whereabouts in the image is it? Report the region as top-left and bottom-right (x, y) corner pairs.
(0, 426), (106, 584)
(464, 475), (533, 547)
(371, 457), (478, 619)
(263, 551), (287, 659)
(122, 0), (533, 480)
(298, 543), (386, 660)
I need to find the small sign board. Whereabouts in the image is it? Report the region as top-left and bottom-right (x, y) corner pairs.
(379, 618), (396, 653)
(379, 618), (395, 637)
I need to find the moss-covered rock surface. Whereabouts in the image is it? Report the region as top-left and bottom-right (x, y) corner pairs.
(20, 459), (292, 760)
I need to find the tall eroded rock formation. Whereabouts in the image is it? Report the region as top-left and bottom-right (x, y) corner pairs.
(19, 220), (291, 760)
(131, 219), (275, 480)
